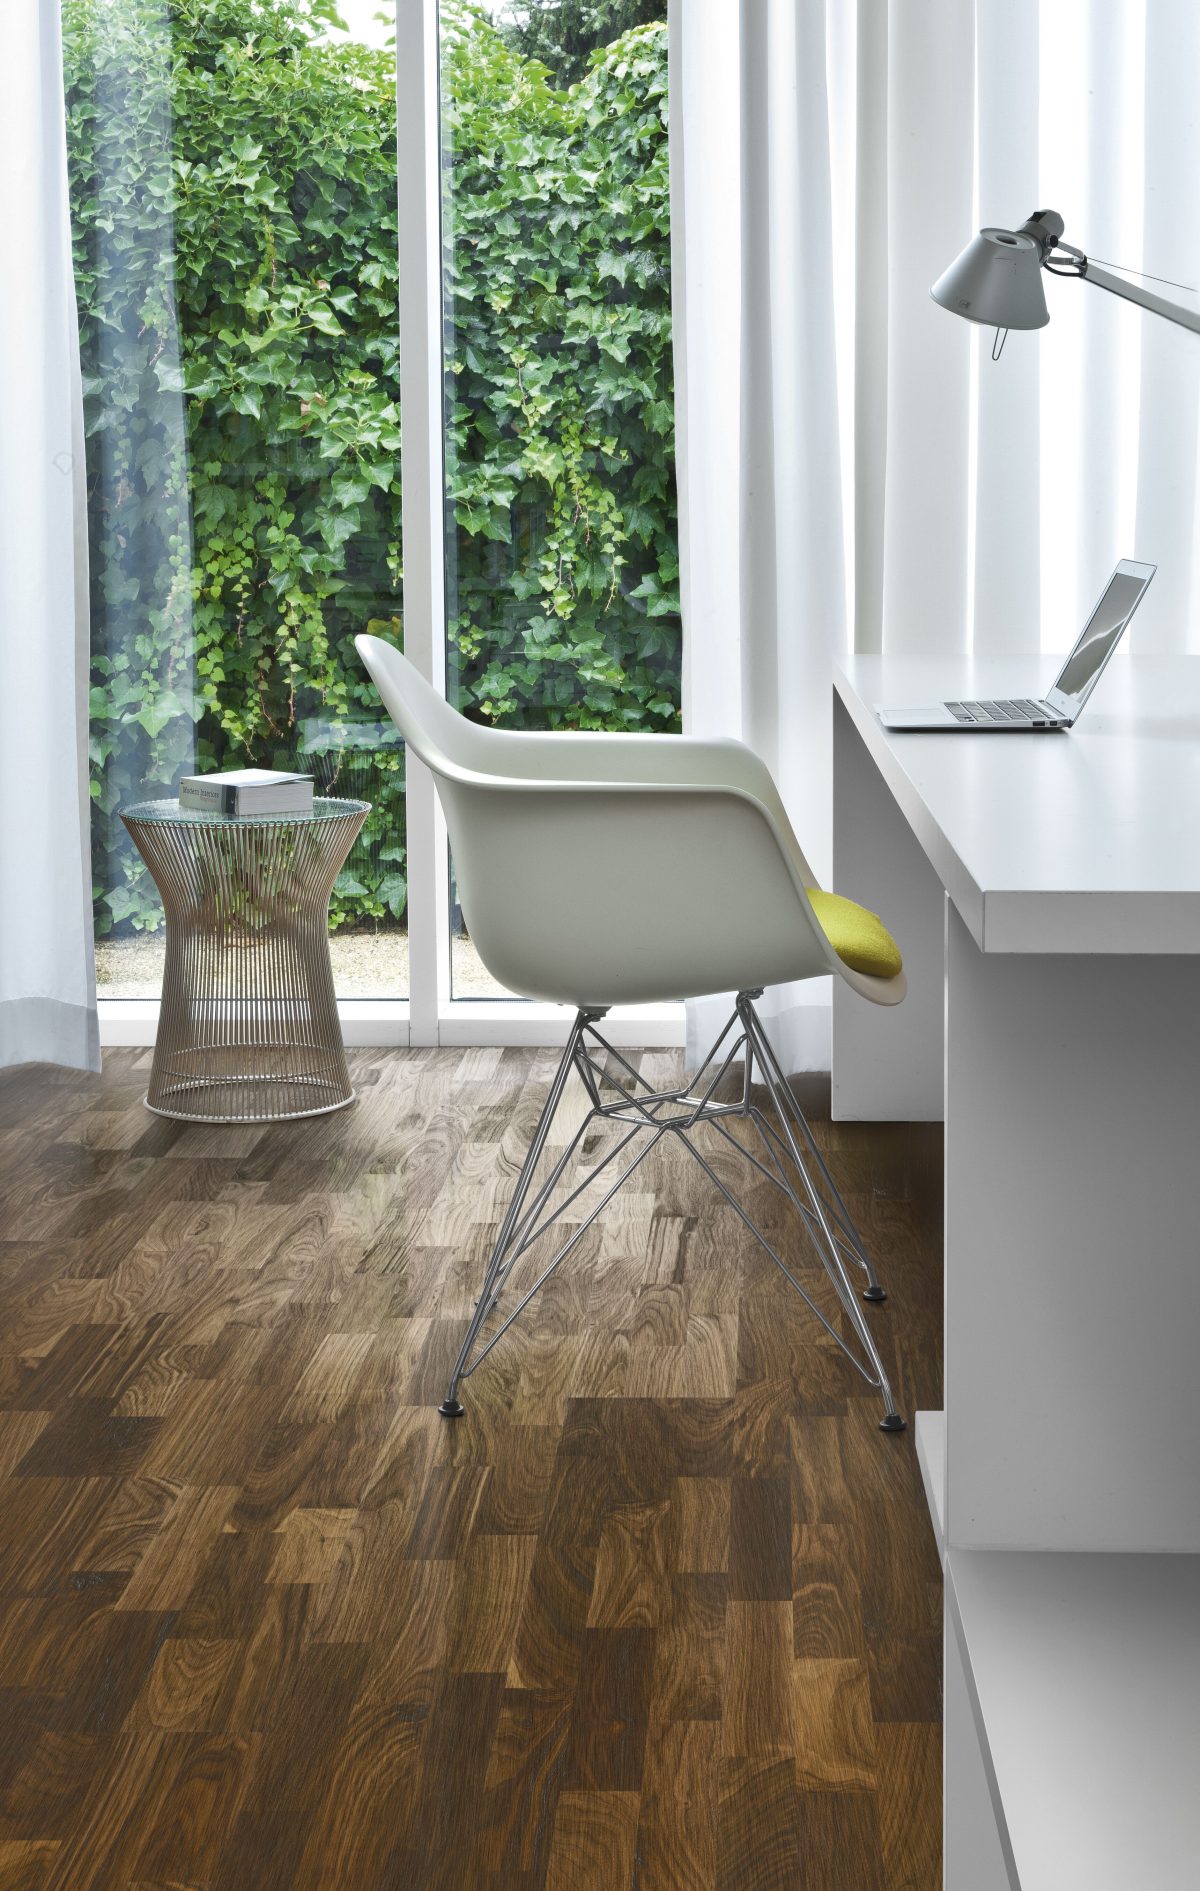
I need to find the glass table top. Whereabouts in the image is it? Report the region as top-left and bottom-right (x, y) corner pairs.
(122, 797), (371, 827)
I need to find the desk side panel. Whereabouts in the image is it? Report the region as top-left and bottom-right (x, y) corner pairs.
(832, 694), (946, 1121)
(945, 904), (1200, 1551)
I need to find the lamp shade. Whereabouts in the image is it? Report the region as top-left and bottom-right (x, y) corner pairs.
(930, 228), (1049, 330)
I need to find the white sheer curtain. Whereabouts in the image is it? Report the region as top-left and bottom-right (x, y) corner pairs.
(0, 0), (99, 1073)
(670, 0), (845, 1073)
(671, 0), (1200, 1074)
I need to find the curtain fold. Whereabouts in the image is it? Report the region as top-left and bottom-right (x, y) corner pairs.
(1134, 1), (1200, 651)
(0, 0), (99, 1074)
(671, 0), (1200, 1075)
(878, 0), (975, 655)
(671, 0), (845, 1075)
(972, 0), (1041, 652)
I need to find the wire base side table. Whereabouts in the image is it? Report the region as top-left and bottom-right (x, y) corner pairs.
(122, 798), (370, 1123)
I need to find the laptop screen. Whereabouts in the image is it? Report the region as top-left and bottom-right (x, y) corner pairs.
(1049, 561), (1156, 712)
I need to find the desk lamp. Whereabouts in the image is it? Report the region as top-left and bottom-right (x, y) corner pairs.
(931, 209), (1200, 354)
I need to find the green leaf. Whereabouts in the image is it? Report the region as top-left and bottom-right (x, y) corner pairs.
(307, 304), (345, 338)
(377, 871), (407, 916)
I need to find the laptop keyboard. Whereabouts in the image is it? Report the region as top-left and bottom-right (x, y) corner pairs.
(945, 699), (1054, 725)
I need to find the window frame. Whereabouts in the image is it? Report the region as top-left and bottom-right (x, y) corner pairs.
(95, 0), (682, 1053)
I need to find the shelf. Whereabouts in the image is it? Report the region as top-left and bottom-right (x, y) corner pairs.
(947, 1547), (1200, 1891)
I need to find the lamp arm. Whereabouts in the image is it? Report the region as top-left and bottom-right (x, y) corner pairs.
(1079, 259), (1200, 335)
(1017, 209), (1200, 336)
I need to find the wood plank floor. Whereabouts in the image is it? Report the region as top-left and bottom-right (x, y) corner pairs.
(0, 1046), (942, 1891)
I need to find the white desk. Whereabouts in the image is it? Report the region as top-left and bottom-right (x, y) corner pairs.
(831, 655), (1200, 1891)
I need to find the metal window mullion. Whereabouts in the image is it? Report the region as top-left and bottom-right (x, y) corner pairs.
(396, 0), (450, 1046)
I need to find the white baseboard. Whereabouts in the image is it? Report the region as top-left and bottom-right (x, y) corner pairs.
(98, 999), (685, 1051)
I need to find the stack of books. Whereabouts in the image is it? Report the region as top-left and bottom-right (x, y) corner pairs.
(178, 769), (314, 817)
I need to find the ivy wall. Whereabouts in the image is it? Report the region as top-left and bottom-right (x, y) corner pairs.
(62, 0), (677, 938)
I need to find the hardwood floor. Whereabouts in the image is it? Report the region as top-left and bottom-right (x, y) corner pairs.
(0, 1046), (942, 1891)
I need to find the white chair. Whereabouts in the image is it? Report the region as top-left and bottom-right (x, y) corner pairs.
(356, 634), (909, 1431)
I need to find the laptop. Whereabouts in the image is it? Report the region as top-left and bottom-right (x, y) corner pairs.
(877, 559), (1156, 731)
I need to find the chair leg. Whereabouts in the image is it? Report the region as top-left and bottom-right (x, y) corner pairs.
(438, 1011), (591, 1416)
(737, 994), (905, 1431)
(437, 999), (905, 1433)
(754, 1063), (887, 1299)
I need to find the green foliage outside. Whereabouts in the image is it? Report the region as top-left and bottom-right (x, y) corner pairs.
(494, 0), (669, 86)
(62, 0), (678, 939)
(442, 5), (677, 729)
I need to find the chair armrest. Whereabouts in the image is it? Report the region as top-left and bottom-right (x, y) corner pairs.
(423, 731), (821, 892)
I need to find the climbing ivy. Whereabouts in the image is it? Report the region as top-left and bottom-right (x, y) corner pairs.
(442, 5), (678, 729)
(495, 0), (667, 86)
(62, 0), (678, 935)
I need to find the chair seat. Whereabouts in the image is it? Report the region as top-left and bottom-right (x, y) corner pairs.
(807, 890), (903, 979)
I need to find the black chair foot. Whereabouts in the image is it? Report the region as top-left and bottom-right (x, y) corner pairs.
(879, 1413), (907, 1433)
(863, 1285), (887, 1303)
(438, 1399), (465, 1419)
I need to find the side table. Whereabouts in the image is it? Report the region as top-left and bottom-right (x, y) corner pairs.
(121, 797), (370, 1123)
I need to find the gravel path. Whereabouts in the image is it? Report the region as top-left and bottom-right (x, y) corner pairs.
(95, 929), (505, 999)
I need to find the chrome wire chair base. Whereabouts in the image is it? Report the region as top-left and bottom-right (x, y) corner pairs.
(439, 992), (905, 1432)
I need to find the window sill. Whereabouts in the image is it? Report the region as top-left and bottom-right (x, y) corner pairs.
(97, 998), (684, 1050)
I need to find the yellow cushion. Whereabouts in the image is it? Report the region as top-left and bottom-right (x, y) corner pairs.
(807, 889), (903, 980)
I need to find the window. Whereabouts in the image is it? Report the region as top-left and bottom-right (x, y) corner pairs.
(439, 1), (678, 998)
(63, 0), (678, 1039)
(64, 0), (407, 1001)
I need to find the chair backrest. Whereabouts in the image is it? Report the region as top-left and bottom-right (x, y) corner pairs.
(354, 634), (864, 1008)
(351, 639), (499, 778)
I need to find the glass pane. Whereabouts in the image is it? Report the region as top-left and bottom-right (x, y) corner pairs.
(63, 0), (407, 1000)
(438, 0), (679, 999)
